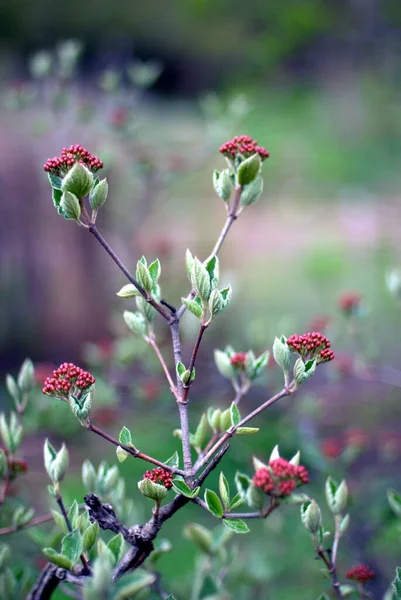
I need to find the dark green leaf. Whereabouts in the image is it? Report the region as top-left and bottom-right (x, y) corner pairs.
(393, 566), (401, 599)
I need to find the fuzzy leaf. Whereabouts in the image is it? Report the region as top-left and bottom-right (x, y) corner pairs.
(117, 284), (140, 298)
(172, 480), (200, 498)
(237, 153), (261, 186)
(181, 297), (203, 319)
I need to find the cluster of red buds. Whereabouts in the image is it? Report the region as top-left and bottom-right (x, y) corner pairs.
(346, 565), (375, 583)
(287, 332), (335, 364)
(219, 135), (270, 161)
(44, 144), (103, 176)
(42, 362), (95, 399)
(253, 458), (309, 497)
(339, 292), (362, 316)
(143, 467), (173, 489)
(230, 352), (248, 370)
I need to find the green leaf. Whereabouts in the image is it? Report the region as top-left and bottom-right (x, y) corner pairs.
(164, 451), (179, 469)
(52, 188), (63, 214)
(114, 570), (156, 599)
(204, 489), (224, 518)
(204, 255), (219, 290)
(230, 402), (241, 427)
(181, 297), (203, 319)
(67, 500), (79, 529)
(108, 533), (125, 565)
(123, 310), (147, 336)
(60, 191), (81, 221)
(234, 472), (252, 499)
(171, 480), (200, 498)
(223, 518), (250, 534)
(48, 172), (63, 190)
(240, 174), (264, 206)
(148, 259), (161, 284)
(219, 473), (230, 510)
(184, 523), (213, 554)
(176, 362), (186, 377)
(5, 375), (20, 407)
(116, 446), (130, 463)
(42, 548), (72, 570)
(388, 489), (401, 518)
(136, 261), (154, 294)
(52, 510), (68, 534)
(193, 413), (209, 449)
(82, 521), (99, 552)
(236, 427), (259, 435)
(214, 349), (235, 380)
(119, 426), (132, 446)
(213, 169), (232, 202)
(116, 284), (140, 298)
(191, 257), (211, 301)
(339, 585), (355, 597)
(237, 153), (261, 186)
(17, 358), (35, 393)
(392, 566), (401, 599)
(229, 493), (244, 510)
(61, 529), (82, 565)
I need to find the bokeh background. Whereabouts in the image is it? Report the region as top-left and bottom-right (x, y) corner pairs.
(1, 1), (401, 598)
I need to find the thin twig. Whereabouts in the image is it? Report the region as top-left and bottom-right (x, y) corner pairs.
(88, 224), (172, 322)
(196, 386), (292, 472)
(87, 422), (185, 475)
(147, 335), (177, 397)
(312, 536), (344, 600)
(192, 496), (279, 520)
(0, 504), (87, 537)
(181, 323), (208, 404)
(176, 185), (243, 319)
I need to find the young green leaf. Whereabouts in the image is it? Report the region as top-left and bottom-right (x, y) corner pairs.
(42, 548), (72, 570)
(164, 451), (179, 470)
(219, 473), (230, 510)
(181, 297), (203, 319)
(148, 259), (161, 284)
(172, 480), (199, 498)
(107, 533), (125, 565)
(237, 153), (261, 186)
(223, 518), (250, 534)
(229, 493), (245, 511)
(117, 284), (140, 298)
(236, 427), (259, 435)
(61, 529), (83, 565)
(119, 426), (132, 446)
(204, 489), (224, 518)
(230, 402), (241, 427)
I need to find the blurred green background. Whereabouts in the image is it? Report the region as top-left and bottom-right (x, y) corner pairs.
(1, 1), (401, 598)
